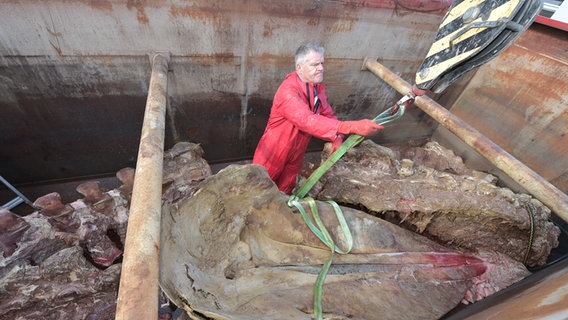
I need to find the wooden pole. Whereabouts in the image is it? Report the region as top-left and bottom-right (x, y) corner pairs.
(363, 57), (568, 222)
(115, 52), (170, 320)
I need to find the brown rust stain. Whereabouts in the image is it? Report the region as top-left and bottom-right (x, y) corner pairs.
(263, 20), (273, 37)
(255, 52), (291, 65)
(255, 0), (394, 21)
(333, 20), (354, 32)
(494, 47), (564, 102)
(306, 18), (319, 26)
(87, 0), (113, 11)
(127, 0), (149, 25)
(515, 23), (568, 61)
(448, 24), (568, 191)
(457, 44), (566, 129)
(259, 1), (306, 17)
(169, 4), (219, 20)
(165, 0), (448, 33)
(169, 2), (234, 35)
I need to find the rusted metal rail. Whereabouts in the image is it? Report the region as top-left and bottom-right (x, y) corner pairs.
(362, 57), (568, 222)
(115, 52), (170, 320)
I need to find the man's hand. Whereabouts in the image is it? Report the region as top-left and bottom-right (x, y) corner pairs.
(338, 119), (383, 136)
(330, 134), (344, 154)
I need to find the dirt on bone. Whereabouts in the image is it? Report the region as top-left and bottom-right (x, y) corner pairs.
(0, 141), (559, 320)
(160, 162), (531, 320)
(306, 140), (560, 267)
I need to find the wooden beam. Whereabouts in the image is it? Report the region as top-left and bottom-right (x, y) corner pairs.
(363, 57), (568, 222)
(115, 52), (170, 320)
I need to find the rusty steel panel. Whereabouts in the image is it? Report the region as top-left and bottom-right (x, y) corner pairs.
(0, 0), (450, 185)
(364, 58), (568, 224)
(441, 24), (568, 195)
(0, 56), (151, 184)
(0, 0), (450, 57)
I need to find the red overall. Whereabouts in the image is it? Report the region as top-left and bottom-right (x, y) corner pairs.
(253, 71), (341, 194)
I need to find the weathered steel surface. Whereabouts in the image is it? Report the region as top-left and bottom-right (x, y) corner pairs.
(0, 0), (449, 185)
(115, 53), (169, 320)
(435, 23), (568, 195)
(0, 0), (565, 215)
(0, 56), (150, 183)
(363, 58), (568, 223)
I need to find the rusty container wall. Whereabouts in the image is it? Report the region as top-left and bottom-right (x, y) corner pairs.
(0, 0), (452, 187)
(434, 23), (568, 196)
(0, 0), (568, 318)
(431, 24), (568, 318)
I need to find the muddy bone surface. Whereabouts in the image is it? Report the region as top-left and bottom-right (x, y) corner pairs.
(160, 142), (559, 319)
(303, 140), (559, 268)
(1, 141), (561, 319)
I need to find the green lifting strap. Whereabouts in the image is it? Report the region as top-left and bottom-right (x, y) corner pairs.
(287, 101), (408, 320)
(286, 196), (353, 320)
(294, 101), (408, 199)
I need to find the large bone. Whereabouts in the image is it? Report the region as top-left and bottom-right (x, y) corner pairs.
(309, 140), (560, 267)
(160, 163), (530, 320)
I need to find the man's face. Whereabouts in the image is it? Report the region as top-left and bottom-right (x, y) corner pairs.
(296, 50), (324, 84)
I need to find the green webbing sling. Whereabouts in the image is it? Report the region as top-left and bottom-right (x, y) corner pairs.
(286, 196), (353, 319)
(287, 102), (408, 320)
(295, 100), (408, 199)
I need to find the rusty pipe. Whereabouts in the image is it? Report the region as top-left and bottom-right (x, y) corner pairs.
(363, 57), (568, 222)
(115, 52), (170, 320)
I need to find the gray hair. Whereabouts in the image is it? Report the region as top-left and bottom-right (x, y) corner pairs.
(295, 43), (325, 66)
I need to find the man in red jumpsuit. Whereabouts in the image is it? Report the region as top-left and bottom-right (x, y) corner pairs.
(253, 43), (383, 194)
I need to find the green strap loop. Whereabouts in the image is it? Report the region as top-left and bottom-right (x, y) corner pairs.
(287, 196), (353, 320)
(287, 102), (407, 319)
(287, 196), (353, 254)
